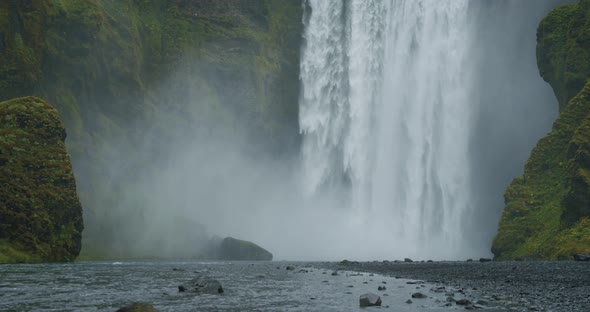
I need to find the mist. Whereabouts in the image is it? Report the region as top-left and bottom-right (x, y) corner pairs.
(78, 0), (573, 261)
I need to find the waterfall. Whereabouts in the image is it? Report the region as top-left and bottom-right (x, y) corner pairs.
(300, 0), (474, 258)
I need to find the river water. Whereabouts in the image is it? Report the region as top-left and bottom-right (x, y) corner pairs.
(0, 261), (470, 311)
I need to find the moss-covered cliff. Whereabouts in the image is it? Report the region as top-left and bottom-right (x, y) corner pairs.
(0, 0), (302, 257)
(0, 96), (83, 263)
(492, 0), (590, 259)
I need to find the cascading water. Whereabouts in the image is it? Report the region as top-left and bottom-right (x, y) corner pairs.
(300, 0), (476, 258)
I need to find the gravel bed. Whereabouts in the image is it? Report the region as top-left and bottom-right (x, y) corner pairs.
(317, 260), (590, 311)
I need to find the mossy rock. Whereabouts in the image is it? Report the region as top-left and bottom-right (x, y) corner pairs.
(217, 237), (273, 261)
(537, 0), (590, 111)
(493, 0), (590, 259)
(0, 96), (83, 263)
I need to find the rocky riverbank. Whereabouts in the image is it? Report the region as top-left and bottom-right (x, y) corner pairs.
(319, 260), (590, 311)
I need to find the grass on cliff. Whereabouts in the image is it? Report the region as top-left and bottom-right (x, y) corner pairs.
(493, 81), (590, 260)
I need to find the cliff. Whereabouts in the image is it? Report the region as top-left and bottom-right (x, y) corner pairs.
(492, 0), (590, 259)
(0, 96), (83, 263)
(0, 0), (302, 257)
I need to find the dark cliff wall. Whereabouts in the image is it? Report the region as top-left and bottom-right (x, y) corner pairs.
(493, 0), (590, 259)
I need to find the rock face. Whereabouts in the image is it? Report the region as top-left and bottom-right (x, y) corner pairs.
(493, 0), (590, 260)
(217, 237), (273, 261)
(0, 97), (83, 263)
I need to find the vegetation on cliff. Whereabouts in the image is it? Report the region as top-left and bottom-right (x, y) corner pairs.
(0, 96), (83, 263)
(493, 0), (590, 259)
(0, 0), (302, 258)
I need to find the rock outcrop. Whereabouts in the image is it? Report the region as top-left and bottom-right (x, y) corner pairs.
(217, 237), (273, 261)
(0, 96), (83, 263)
(493, 0), (590, 259)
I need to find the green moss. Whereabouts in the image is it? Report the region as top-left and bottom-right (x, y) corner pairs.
(494, 0), (590, 259)
(537, 0), (590, 111)
(0, 96), (83, 263)
(0, 240), (42, 263)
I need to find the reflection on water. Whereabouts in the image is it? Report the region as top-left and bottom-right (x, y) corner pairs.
(0, 261), (467, 311)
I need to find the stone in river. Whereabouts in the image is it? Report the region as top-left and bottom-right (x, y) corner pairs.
(456, 299), (472, 305)
(573, 254), (590, 261)
(116, 303), (158, 312)
(411, 292), (427, 299)
(359, 293), (382, 307)
(178, 276), (224, 294)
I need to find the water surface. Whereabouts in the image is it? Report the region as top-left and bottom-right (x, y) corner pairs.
(0, 261), (469, 311)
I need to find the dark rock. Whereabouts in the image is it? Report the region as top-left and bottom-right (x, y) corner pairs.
(406, 299), (412, 304)
(573, 254), (590, 261)
(427, 260), (433, 262)
(479, 258), (492, 262)
(466, 259), (473, 262)
(179, 276), (224, 294)
(359, 293), (382, 307)
(404, 258), (414, 263)
(286, 266), (295, 271)
(0, 32), (5, 53)
(456, 299), (472, 306)
(411, 292), (427, 299)
(331, 271), (338, 276)
(116, 303), (158, 312)
(217, 237), (272, 261)
(378, 286), (386, 291)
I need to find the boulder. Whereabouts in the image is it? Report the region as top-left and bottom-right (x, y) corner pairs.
(217, 237), (273, 261)
(116, 304), (158, 312)
(359, 293), (382, 307)
(404, 258), (413, 263)
(573, 254), (590, 261)
(179, 276), (224, 294)
(411, 292), (427, 299)
(479, 258), (492, 262)
(0, 97), (83, 263)
(456, 299), (472, 306)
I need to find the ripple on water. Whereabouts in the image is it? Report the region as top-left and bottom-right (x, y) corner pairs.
(0, 261), (476, 311)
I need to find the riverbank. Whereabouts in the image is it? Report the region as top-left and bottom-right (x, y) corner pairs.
(320, 260), (590, 311)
